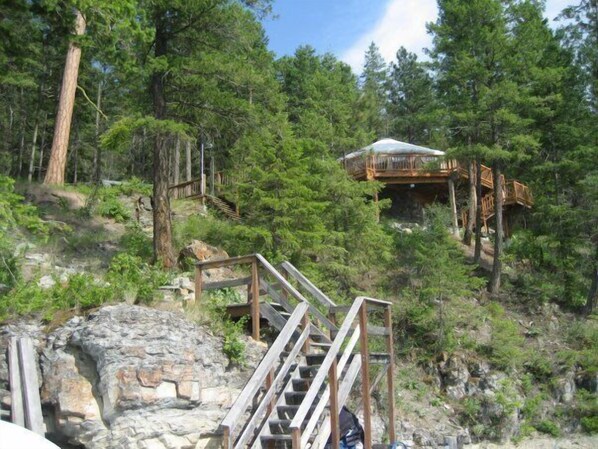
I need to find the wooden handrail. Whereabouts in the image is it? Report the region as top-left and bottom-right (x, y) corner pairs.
(220, 302), (309, 448)
(280, 261), (337, 308)
(289, 297), (364, 440)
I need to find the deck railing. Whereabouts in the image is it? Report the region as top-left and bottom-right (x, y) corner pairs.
(344, 153), (458, 179)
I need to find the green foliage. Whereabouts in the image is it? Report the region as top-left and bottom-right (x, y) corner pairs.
(120, 224), (153, 261)
(581, 416), (598, 434)
(0, 176), (49, 289)
(204, 289), (247, 365)
(106, 253), (169, 304)
(391, 205), (485, 357)
(482, 302), (525, 371)
(534, 420), (561, 437)
(0, 274), (114, 322)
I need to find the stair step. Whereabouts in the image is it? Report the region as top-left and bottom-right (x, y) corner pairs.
(268, 419), (308, 433)
(260, 434), (293, 449)
(284, 391), (306, 405)
(309, 341), (332, 349)
(276, 404), (317, 419)
(306, 353), (342, 365)
(291, 378), (312, 391)
(299, 365), (321, 378)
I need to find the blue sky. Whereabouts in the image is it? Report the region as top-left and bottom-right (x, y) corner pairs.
(262, 0), (572, 73)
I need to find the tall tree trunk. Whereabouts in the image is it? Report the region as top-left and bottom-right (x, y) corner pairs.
(17, 88), (26, 177)
(489, 164), (504, 294)
(44, 9), (86, 185)
(37, 113), (48, 181)
(173, 136), (180, 185)
(474, 158), (483, 263)
(583, 246), (598, 316)
(93, 79), (103, 183)
(185, 140), (192, 181)
(463, 161), (476, 245)
(27, 123), (39, 183)
(151, 16), (176, 268)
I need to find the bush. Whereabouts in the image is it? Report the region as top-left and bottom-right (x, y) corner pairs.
(581, 416), (598, 434)
(204, 288), (247, 365)
(120, 224), (153, 261)
(0, 274), (115, 321)
(96, 195), (130, 222)
(107, 253), (169, 304)
(482, 302), (525, 371)
(534, 420), (561, 437)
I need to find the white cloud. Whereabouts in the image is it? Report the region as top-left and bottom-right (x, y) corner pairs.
(341, 0), (573, 75)
(340, 0), (437, 73)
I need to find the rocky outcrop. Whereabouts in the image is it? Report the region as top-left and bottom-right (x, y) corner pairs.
(1, 305), (264, 449)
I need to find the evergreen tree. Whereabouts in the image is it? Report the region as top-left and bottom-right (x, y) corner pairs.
(359, 42), (388, 138)
(387, 47), (437, 144)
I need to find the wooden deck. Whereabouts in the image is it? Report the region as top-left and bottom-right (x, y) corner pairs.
(343, 153), (533, 209)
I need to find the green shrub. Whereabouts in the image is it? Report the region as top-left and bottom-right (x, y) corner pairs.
(534, 420), (561, 437)
(581, 416), (598, 434)
(0, 274), (115, 321)
(116, 177), (152, 196)
(107, 253), (169, 304)
(96, 195), (130, 222)
(204, 288), (247, 365)
(120, 224), (153, 261)
(482, 303), (525, 371)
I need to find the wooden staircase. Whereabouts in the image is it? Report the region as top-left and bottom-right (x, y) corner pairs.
(168, 178), (240, 221)
(193, 254), (396, 449)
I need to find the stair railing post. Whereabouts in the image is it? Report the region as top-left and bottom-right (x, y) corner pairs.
(301, 309), (310, 353)
(266, 368), (275, 415)
(292, 428), (301, 449)
(384, 304), (396, 445)
(195, 266), (203, 305)
(251, 257), (260, 341)
(222, 427), (232, 449)
(329, 359), (340, 449)
(359, 300), (372, 449)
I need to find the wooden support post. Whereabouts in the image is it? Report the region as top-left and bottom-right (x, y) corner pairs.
(251, 258), (260, 341)
(328, 310), (337, 341)
(448, 176), (459, 237)
(329, 360), (340, 449)
(8, 337), (24, 427)
(384, 306), (396, 445)
(266, 368), (275, 415)
(223, 428), (231, 449)
(301, 310), (310, 353)
(292, 428), (301, 449)
(194, 266), (203, 304)
(359, 302), (372, 449)
(374, 191), (380, 223)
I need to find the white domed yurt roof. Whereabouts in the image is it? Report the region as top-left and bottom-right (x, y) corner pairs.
(342, 138), (445, 160)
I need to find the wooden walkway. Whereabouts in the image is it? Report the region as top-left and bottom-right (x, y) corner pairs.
(194, 254), (396, 449)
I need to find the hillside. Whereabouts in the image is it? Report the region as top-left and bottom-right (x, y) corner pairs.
(0, 178), (595, 448)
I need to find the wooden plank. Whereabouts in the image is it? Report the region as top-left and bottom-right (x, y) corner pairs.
(221, 302), (308, 436)
(259, 303), (288, 332)
(233, 328), (309, 449)
(18, 338), (44, 435)
(256, 256), (337, 331)
(280, 261), (336, 307)
(196, 254), (255, 270)
(203, 276), (251, 290)
(8, 337), (24, 426)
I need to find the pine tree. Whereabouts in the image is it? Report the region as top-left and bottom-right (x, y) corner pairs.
(387, 47), (436, 144)
(359, 42), (388, 138)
